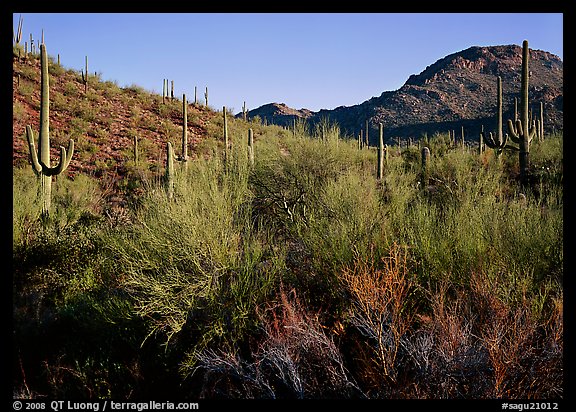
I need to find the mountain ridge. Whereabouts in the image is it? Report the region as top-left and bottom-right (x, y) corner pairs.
(240, 44), (563, 143)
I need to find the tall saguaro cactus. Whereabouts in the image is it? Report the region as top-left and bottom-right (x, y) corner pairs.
(26, 43), (74, 218)
(13, 14), (23, 45)
(507, 40), (537, 183)
(248, 128), (254, 166)
(223, 106), (229, 164)
(81, 56), (88, 93)
(482, 76), (509, 156)
(538, 101), (544, 141)
(377, 123), (385, 180)
(178, 94), (189, 164)
(165, 142), (175, 199)
(133, 135), (139, 164)
(421, 146), (430, 185)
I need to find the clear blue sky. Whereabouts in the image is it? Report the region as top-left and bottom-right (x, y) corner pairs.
(13, 13), (563, 113)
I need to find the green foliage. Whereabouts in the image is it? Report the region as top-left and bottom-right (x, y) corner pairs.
(13, 49), (563, 397)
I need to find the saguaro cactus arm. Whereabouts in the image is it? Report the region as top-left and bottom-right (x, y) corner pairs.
(507, 118), (537, 144)
(484, 130), (512, 150)
(27, 126), (74, 176)
(25, 126), (43, 175)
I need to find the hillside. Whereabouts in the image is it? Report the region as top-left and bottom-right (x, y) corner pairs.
(12, 46), (284, 185)
(244, 44), (563, 142)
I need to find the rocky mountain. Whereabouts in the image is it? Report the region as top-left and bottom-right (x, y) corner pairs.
(242, 44), (563, 144)
(239, 103), (314, 125)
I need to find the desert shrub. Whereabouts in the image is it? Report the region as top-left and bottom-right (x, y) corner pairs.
(340, 243), (418, 393)
(13, 100), (27, 123)
(103, 154), (283, 357)
(192, 287), (362, 398)
(63, 80), (79, 97)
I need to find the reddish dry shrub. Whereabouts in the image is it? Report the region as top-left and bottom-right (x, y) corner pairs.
(403, 271), (563, 399)
(194, 286), (362, 398)
(341, 243), (417, 391)
(194, 254), (562, 399)
(469, 272), (563, 398)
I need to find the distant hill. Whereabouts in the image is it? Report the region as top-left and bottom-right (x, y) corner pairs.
(239, 103), (314, 125)
(242, 44), (563, 144)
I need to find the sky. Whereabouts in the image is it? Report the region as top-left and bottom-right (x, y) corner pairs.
(12, 13), (563, 114)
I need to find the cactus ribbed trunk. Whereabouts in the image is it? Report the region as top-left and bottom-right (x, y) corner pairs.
(248, 128), (254, 166)
(26, 43), (74, 218)
(39, 47), (52, 216)
(539, 101), (544, 141)
(497, 78), (503, 145)
(504, 40), (537, 184)
(223, 106), (229, 164)
(166, 142), (174, 199)
(507, 40), (537, 183)
(84, 56), (88, 93)
(483, 76), (510, 157)
(377, 123), (384, 180)
(182, 94), (188, 161)
(520, 41), (530, 177)
(421, 146), (430, 186)
(479, 125), (484, 155)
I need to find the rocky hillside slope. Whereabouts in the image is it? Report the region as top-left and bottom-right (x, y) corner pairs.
(244, 44), (563, 143)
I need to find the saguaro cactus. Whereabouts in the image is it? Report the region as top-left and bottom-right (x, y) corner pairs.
(13, 15), (23, 45)
(507, 40), (537, 182)
(133, 135), (139, 164)
(175, 94), (189, 172)
(248, 128), (254, 166)
(421, 146), (430, 185)
(377, 123), (385, 180)
(223, 106), (229, 164)
(165, 142), (175, 199)
(479, 125), (484, 155)
(26, 43), (74, 218)
(82, 56), (88, 93)
(180, 94), (189, 160)
(482, 76), (509, 156)
(538, 101), (544, 141)
(205, 87), (209, 107)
